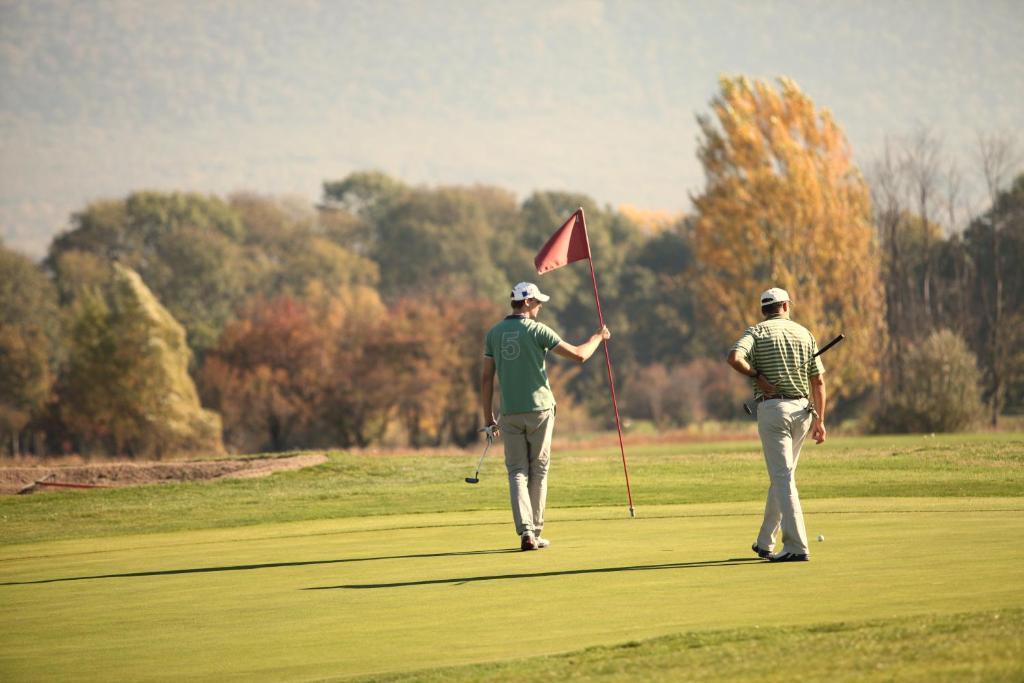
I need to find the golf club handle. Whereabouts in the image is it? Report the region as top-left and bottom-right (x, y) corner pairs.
(813, 333), (845, 358)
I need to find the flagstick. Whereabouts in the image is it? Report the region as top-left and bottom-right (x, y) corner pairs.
(579, 211), (636, 518)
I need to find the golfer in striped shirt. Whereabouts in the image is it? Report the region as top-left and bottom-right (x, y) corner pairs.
(727, 287), (827, 563)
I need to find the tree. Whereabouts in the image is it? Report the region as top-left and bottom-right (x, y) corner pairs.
(692, 76), (886, 401)
(199, 296), (329, 453)
(871, 133), (1023, 424)
(320, 171), (409, 256)
(48, 192), (254, 355)
(315, 288), (499, 448)
(59, 265), (222, 457)
(312, 285), (395, 447)
(322, 171), (409, 219)
(867, 130), (969, 401)
(617, 222), (702, 365)
(0, 247), (60, 456)
(963, 173), (1024, 422)
(49, 249), (112, 306)
(230, 193), (380, 299)
(369, 187), (510, 299)
(973, 134), (1021, 425)
(873, 329), (984, 433)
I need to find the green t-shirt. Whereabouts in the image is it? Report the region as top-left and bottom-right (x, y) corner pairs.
(483, 315), (563, 415)
(732, 317), (825, 399)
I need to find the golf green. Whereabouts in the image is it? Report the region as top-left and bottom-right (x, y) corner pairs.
(2, 497), (1022, 680)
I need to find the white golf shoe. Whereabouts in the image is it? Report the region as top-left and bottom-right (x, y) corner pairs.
(535, 536), (550, 548)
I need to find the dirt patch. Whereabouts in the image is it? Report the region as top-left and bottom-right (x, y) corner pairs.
(0, 453), (328, 495)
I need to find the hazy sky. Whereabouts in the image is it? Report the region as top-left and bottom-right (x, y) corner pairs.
(2, 0), (1022, 258)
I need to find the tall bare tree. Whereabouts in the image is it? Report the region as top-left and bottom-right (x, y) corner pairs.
(974, 132), (1021, 426)
(868, 128), (966, 399)
(905, 129), (944, 318)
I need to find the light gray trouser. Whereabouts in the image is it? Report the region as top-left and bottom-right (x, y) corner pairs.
(499, 409), (555, 537)
(756, 398), (813, 555)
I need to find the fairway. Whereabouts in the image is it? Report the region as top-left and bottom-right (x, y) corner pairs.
(2, 435), (1023, 680)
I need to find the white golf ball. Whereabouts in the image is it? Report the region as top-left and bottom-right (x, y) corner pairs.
(817, 534), (825, 542)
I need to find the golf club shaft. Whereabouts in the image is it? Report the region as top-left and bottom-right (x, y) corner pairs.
(800, 333), (846, 368)
(465, 436), (491, 483)
(814, 333), (845, 359)
(472, 441), (489, 477)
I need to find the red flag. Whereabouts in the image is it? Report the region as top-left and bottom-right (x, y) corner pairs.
(534, 209), (591, 274)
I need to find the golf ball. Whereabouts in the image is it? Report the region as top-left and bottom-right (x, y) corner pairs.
(817, 534), (825, 542)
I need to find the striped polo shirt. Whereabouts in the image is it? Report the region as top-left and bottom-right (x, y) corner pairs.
(732, 317), (825, 399)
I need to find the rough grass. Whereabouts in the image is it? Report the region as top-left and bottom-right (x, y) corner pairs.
(364, 609), (1024, 683)
(2, 432), (1022, 545)
(1, 432), (1022, 681)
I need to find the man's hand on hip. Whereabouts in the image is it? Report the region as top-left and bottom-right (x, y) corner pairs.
(755, 374), (777, 396)
(812, 419), (827, 444)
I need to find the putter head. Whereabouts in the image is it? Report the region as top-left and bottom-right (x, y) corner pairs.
(464, 477), (479, 484)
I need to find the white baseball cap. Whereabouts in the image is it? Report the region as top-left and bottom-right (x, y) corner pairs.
(760, 287), (791, 306)
(511, 282), (550, 302)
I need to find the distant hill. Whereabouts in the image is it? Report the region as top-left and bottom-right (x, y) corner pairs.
(2, 1), (1022, 258)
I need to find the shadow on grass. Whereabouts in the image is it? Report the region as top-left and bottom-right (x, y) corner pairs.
(0, 548), (520, 586)
(306, 557), (766, 590)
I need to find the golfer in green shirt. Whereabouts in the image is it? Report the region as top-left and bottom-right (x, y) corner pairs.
(728, 287), (827, 563)
(482, 282), (610, 551)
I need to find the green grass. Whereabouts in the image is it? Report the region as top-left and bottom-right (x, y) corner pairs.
(366, 609), (1024, 682)
(2, 432), (1021, 546)
(2, 499), (1023, 680)
(1, 432), (1022, 681)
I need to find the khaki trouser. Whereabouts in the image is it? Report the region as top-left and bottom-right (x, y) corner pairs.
(756, 398), (813, 555)
(499, 409), (555, 537)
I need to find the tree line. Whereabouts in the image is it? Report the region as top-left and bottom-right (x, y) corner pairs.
(1, 76), (1020, 458)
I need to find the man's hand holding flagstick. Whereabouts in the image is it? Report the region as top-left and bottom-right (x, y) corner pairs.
(534, 208), (635, 518)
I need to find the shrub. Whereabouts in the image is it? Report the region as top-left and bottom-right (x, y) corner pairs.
(621, 358), (749, 428)
(873, 329), (984, 433)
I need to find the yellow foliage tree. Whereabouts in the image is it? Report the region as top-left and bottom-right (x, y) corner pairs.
(692, 76), (886, 399)
(617, 204), (684, 234)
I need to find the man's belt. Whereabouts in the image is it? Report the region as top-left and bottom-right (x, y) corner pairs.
(756, 394), (807, 402)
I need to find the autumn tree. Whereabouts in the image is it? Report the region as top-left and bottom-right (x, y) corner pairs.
(692, 76), (885, 401)
(47, 192), (254, 355)
(199, 296), (329, 453)
(317, 288), (499, 448)
(0, 247), (60, 456)
(301, 283), (393, 448)
(59, 265), (222, 458)
(230, 193), (380, 299)
(381, 295), (501, 447)
(49, 249), (112, 306)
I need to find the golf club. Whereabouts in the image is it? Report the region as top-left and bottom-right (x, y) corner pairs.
(804, 333), (845, 367)
(742, 333), (846, 416)
(464, 425), (496, 484)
